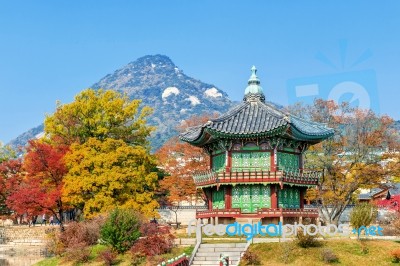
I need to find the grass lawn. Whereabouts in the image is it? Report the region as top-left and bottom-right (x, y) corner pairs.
(243, 239), (400, 265)
(35, 245), (193, 266)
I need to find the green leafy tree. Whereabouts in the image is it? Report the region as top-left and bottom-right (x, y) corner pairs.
(63, 138), (159, 218)
(350, 203), (377, 239)
(100, 208), (142, 253)
(44, 89), (154, 147)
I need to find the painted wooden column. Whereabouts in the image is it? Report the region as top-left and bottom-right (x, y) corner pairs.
(207, 189), (213, 210)
(271, 147), (277, 171)
(299, 152), (304, 172)
(300, 188), (305, 209)
(271, 185), (278, 209)
(226, 150), (232, 172)
(225, 186), (232, 209)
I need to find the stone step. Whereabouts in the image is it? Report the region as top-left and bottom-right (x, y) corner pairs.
(200, 243), (247, 248)
(192, 260), (239, 265)
(196, 247), (215, 252)
(196, 252), (242, 257)
(213, 247), (245, 252)
(198, 247), (245, 252)
(191, 242), (246, 266)
(195, 256), (240, 261)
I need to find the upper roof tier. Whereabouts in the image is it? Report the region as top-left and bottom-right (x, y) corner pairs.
(180, 67), (334, 146)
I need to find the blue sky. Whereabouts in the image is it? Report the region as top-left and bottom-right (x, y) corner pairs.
(1, 1), (399, 143)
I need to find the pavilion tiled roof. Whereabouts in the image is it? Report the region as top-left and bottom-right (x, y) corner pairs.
(180, 66), (334, 145)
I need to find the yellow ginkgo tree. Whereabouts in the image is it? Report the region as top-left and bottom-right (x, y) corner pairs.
(63, 138), (159, 218)
(44, 88), (158, 218)
(45, 89), (154, 146)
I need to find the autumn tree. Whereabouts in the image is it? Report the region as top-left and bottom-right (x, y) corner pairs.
(0, 158), (23, 217)
(43, 88), (158, 219)
(44, 89), (154, 147)
(6, 140), (69, 226)
(292, 99), (398, 225)
(0, 142), (16, 163)
(350, 203), (377, 239)
(63, 138), (159, 218)
(156, 114), (217, 207)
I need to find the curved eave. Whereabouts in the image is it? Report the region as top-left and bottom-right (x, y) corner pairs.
(288, 124), (334, 143)
(179, 125), (289, 146)
(197, 182), (317, 189)
(179, 128), (213, 146)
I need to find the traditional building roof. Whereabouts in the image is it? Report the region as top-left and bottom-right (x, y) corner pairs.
(180, 66), (334, 146)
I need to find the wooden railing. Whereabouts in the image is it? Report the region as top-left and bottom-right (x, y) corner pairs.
(158, 253), (189, 266)
(193, 169), (321, 187)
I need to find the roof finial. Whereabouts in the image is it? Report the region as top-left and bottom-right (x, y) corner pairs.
(244, 66), (265, 102)
(251, 65), (257, 74)
(248, 66), (260, 85)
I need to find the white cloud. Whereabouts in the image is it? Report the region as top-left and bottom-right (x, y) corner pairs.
(204, 87), (222, 98)
(186, 95), (200, 106)
(162, 87), (180, 99)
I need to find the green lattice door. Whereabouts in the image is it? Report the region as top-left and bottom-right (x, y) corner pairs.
(277, 152), (299, 171)
(212, 153), (226, 172)
(278, 187), (300, 208)
(232, 185), (271, 213)
(232, 152), (271, 171)
(212, 189), (225, 209)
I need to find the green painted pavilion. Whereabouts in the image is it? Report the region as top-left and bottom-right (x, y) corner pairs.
(180, 66), (334, 224)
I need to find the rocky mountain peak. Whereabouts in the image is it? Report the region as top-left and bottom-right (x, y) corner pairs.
(92, 54), (234, 150)
(9, 55), (234, 151)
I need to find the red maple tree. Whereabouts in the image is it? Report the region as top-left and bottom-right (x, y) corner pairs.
(7, 140), (69, 225)
(0, 159), (24, 217)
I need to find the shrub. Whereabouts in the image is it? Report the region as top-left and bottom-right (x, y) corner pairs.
(64, 242), (91, 263)
(296, 227), (320, 248)
(391, 248), (400, 263)
(392, 217), (400, 236)
(99, 248), (118, 266)
(130, 224), (175, 256)
(45, 216), (104, 258)
(241, 250), (261, 265)
(131, 252), (146, 266)
(45, 229), (64, 256)
(60, 219), (103, 247)
(100, 208), (142, 253)
(350, 203), (377, 239)
(321, 248), (339, 263)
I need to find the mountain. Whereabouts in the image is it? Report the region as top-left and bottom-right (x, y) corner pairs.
(8, 124), (44, 150)
(9, 55), (234, 151)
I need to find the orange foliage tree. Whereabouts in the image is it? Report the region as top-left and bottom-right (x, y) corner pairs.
(291, 99), (399, 225)
(156, 114), (217, 206)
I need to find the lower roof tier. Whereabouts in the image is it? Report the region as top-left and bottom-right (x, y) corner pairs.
(193, 169), (321, 188)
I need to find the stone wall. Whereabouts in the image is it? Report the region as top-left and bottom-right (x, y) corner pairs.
(157, 208), (197, 226)
(0, 226), (50, 245)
